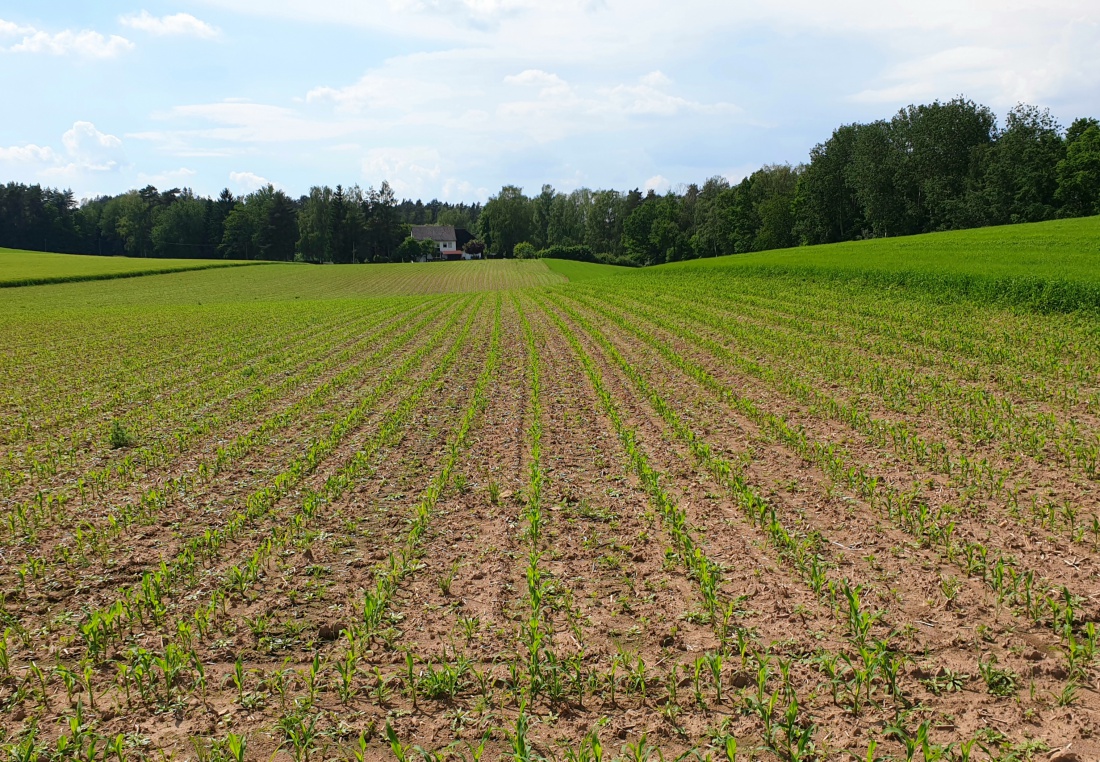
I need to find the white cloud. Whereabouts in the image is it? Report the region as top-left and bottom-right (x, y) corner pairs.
(8, 0), (1091, 200)
(0, 144), (61, 164)
(120, 11), (221, 39)
(61, 122), (125, 171)
(0, 122), (124, 176)
(135, 48), (743, 194)
(441, 177), (490, 201)
(4, 25), (134, 58)
(145, 101), (372, 143)
(601, 79), (738, 117)
(640, 71), (672, 88)
(229, 170), (275, 192)
(147, 51), (737, 161)
(362, 147), (443, 196)
(849, 22), (1100, 108)
(0, 18), (34, 36)
(306, 70), (454, 113)
(194, 0), (1100, 108)
(137, 167), (198, 187)
(644, 174), (670, 193)
(504, 69), (572, 97)
(494, 70), (738, 142)
(195, 0), (554, 36)
(387, 0), (536, 27)
(0, 122), (126, 195)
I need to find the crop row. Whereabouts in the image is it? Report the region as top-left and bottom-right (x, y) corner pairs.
(560, 288), (1095, 646)
(2, 299), (458, 605)
(1, 298), (428, 498)
(69, 299), (479, 660)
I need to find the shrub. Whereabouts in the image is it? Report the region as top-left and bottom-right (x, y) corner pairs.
(396, 236), (422, 262)
(108, 420), (136, 449)
(536, 244), (597, 262)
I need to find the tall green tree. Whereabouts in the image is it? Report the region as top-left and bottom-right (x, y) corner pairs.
(979, 104), (1064, 223)
(690, 177), (736, 257)
(530, 184), (555, 249)
(365, 181), (407, 262)
(219, 185), (298, 260)
(547, 189), (588, 247)
(747, 164), (801, 251)
(793, 124), (864, 244)
(890, 98), (996, 230)
(327, 185), (351, 263)
(111, 191), (155, 257)
(297, 186), (331, 263)
(623, 191), (690, 265)
(1056, 120), (1100, 217)
(204, 189), (237, 259)
(257, 188), (299, 261)
(479, 185), (533, 257)
(151, 191), (206, 258)
(584, 190), (626, 258)
(846, 120), (910, 237)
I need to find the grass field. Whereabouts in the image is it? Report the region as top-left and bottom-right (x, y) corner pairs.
(2, 220), (1099, 761)
(0, 248), (260, 287)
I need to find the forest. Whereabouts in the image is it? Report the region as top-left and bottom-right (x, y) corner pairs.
(1, 97), (1098, 266)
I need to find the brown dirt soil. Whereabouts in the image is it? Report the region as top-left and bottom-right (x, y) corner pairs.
(3, 282), (1100, 762)
(551, 293), (1100, 756)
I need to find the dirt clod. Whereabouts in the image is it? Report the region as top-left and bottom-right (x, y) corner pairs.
(318, 622), (344, 641)
(1048, 750), (1083, 762)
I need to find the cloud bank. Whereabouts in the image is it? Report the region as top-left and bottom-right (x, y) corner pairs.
(120, 11), (221, 39)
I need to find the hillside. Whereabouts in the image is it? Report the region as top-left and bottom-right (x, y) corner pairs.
(656, 215), (1100, 311)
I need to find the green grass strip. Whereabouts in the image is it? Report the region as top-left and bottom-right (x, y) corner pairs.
(0, 261), (268, 289)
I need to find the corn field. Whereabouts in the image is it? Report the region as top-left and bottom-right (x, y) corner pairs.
(1, 256), (1099, 762)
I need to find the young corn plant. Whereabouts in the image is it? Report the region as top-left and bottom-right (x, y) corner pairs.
(335, 649), (358, 704)
(278, 711), (320, 762)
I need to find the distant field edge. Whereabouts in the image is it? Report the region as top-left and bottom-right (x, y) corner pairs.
(0, 261), (270, 289)
(541, 258), (631, 283)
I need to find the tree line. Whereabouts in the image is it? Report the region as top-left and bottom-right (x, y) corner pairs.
(2, 97), (1098, 266)
(0, 180), (483, 263)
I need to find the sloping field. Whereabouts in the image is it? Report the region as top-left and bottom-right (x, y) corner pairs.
(671, 215), (1100, 312)
(0, 248), (259, 287)
(1, 223), (1099, 761)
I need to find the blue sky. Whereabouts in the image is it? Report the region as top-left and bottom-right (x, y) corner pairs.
(1, 1), (1097, 202)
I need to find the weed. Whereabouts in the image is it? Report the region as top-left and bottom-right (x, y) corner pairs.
(108, 421), (136, 449)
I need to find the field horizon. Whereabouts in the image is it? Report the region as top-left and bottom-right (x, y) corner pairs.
(5, 214), (1098, 306)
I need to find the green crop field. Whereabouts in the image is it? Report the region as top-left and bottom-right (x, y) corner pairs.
(0, 258), (566, 314)
(666, 215), (1100, 312)
(2, 219), (1099, 761)
(0, 248), (262, 288)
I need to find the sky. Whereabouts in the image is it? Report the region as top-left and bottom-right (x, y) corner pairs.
(1, 1), (1097, 203)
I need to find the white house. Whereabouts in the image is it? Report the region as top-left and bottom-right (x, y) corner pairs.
(411, 225), (458, 257)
